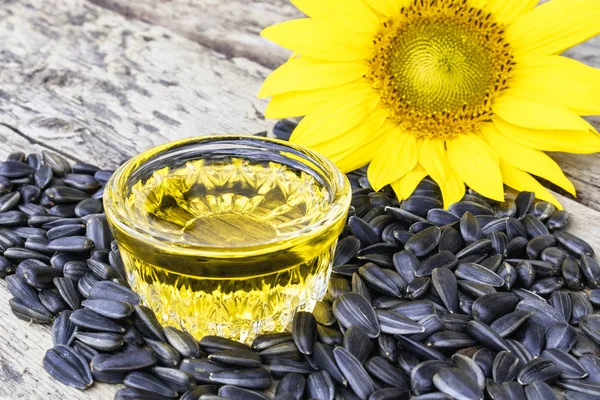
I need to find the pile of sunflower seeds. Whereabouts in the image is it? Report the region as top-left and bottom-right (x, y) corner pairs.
(2, 143), (600, 400)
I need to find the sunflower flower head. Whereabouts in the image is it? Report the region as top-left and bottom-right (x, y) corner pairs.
(259, 0), (600, 209)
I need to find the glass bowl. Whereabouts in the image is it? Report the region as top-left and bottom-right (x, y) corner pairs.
(104, 135), (351, 342)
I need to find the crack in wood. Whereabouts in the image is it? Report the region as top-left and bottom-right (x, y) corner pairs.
(0, 123), (84, 163)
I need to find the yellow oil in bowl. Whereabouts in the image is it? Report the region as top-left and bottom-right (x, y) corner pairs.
(104, 136), (351, 342)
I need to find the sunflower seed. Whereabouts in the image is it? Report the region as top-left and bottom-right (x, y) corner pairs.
(433, 367), (484, 400)
(46, 224), (86, 240)
(343, 325), (373, 364)
(466, 320), (510, 352)
(144, 338), (180, 367)
(334, 236), (361, 266)
(492, 351), (522, 383)
(0, 211), (28, 227)
(275, 373), (306, 400)
(375, 333), (397, 363)
(359, 263), (405, 297)
(0, 176), (13, 194)
(43, 344), (93, 389)
(470, 348), (495, 380)
(391, 251), (418, 285)
(540, 348), (587, 379)
(92, 349), (157, 373)
(545, 322), (577, 352)
(396, 334), (446, 362)
(39, 288), (69, 314)
(114, 388), (176, 400)
(471, 292), (518, 325)
(562, 257), (584, 291)
(334, 347), (376, 400)
(580, 314), (600, 346)
(251, 332), (293, 351)
(569, 292), (593, 325)
(51, 310), (76, 346)
(42, 151), (71, 177)
(208, 367), (271, 389)
(124, 371), (179, 397)
(89, 280), (141, 305)
(365, 356), (409, 390)
(405, 226), (441, 257)
(258, 342), (300, 362)
(74, 331), (124, 351)
(47, 236), (94, 252)
(332, 293), (380, 338)
(490, 310), (531, 337)
(547, 210), (569, 231)
(63, 261), (91, 280)
(555, 380), (600, 397)
(218, 385), (270, 400)
(54, 276), (82, 310)
(0, 192), (20, 212)
(439, 227), (465, 255)
(376, 310), (424, 335)
(426, 331), (477, 351)
(524, 381), (557, 400)
(517, 358), (562, 385)
(417, 251), (458, 278)
(305, 370), (335, 400)
(69, 308), (125, 333)
(555, 231), (594, 257)
(78, 273), (100, 298)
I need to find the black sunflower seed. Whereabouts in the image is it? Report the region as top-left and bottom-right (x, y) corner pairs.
(43, 344), (93, 389)
(416, 250), (458, 277)
(489, 309), (531, 338)
(545, 321), (577, 353)
(51, 310), (76, 346)
(547, 210), (569, 231)
(332, 292), (380, 338)
(492, 351), (522, 383)
(555, 231), (594, 257)
(524, 381), (557, 400)
(209, 367), (272, 389)
(208, 349), (261, 368)
(70, 308), (125, 333)
(433, 367), (484, 400)
(517, 358), (562, 385)
(333, 347), (376, 400)
(404, 226), (441, 257)
(540, 348), (587, 379)
(275, 373), (306, 400)
(219, 385), (270, 400)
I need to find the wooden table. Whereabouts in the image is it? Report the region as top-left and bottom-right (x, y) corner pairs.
(0, 0), (599, 398)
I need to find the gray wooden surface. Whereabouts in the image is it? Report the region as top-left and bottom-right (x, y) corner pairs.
(0, 0), (599, 398)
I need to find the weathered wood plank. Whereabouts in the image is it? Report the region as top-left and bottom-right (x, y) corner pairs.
(87, 0), (299, 70)
(0, 0), (271, 170)
(86, 0), (600, 211)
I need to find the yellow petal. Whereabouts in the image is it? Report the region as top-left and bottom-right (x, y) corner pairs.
(290, 81), (381, 146)
(367, 129), (418, 191)
(500, 161), (562, 209)
(481, 123), (576, 196)
(484, 0), (538, 25)
(507, 0), (600, 57)
(332, 134), (388, 173)
(335, 0), (382, 34)
(493, 116), (600, 154)
(363, 0), (405, 18)
(391, 164), (428, 201)
(492, 93), (591, 132)
(446, 134), (504, 202)
(315, 108), (389, 160)
(290, 0), (339, 18)
(264, 82), (364, 119)
(261, 19), (373, 62)
(419, 138), (465, 209)
(511, 55), (600, 116)
(259, 57), (369, 98)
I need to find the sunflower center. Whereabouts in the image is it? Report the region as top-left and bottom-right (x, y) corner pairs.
(368, 0), (514, 140)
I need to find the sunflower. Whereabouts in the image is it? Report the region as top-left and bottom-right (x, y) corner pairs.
(258, 0), (600, 208)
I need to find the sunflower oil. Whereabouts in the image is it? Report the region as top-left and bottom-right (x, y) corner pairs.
(117, 157), (343, 342)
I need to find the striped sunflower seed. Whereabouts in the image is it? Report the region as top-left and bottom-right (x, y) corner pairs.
(43, 344), (93, 389)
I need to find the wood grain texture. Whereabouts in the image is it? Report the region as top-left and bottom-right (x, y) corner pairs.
(0, 0), (599, 398)
(0, 0), (271, 170)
